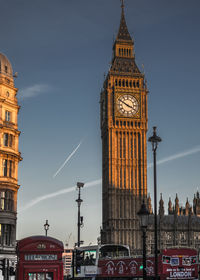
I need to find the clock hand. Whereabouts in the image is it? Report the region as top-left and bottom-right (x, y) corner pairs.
(119, 99), (133, 109)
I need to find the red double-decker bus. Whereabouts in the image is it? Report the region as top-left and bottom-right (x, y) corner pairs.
(160, 248), (198, 280)
(98, 248), (198, 280)
(73, 245), (199, 280)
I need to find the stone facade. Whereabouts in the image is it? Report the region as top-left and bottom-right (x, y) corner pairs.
(0, 53), (22, 261)
(147, 193), (200, 255)
(100, 3), (148, 253)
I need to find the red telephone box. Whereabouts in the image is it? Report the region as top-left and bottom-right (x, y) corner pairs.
(17, 235), (64, 280)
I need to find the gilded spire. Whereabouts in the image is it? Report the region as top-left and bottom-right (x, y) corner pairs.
(121, 0), (124, 9)
(116, 0), (132, 41)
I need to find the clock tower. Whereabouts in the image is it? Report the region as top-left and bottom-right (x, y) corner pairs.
(100, 2), (148, 253)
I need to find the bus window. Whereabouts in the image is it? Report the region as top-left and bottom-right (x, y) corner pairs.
(182, 257), (191, 265)
(171, 257), (179, 266)
(83, 250), (96, 265)
(162, 256), (170, 264)
(99, 245), (129, 259)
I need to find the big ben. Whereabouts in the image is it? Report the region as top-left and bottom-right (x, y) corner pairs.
(100, 1), (148, 253)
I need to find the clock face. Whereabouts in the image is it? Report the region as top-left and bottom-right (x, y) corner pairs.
(117, 95), (139, 117)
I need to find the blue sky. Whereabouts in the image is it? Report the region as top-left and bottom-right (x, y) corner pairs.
(1, 0), (200, 247)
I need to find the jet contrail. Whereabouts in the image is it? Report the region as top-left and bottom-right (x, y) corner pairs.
(19, 145), (200, 213)
(18, 179), (101, 213)
(53, 141), (82, 178)
(148, 145), (200, 168)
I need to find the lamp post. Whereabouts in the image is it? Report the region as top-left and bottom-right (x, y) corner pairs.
(138, 201), (150, 280)
(44, 220), (49, 236)
(76, 182), (84, 247)
(148, 127), (162, 280)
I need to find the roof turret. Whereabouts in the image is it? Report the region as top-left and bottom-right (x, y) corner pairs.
(0, 53), (13, 77)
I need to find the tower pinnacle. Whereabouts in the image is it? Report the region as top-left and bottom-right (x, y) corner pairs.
(116, 0), (132, 42)
(121, 0), (124, 9)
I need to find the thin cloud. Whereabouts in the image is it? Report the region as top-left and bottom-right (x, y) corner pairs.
(148, 145), (200, 168)
(19, 84), (50, 99)
(18, 179), (101, 213)
(53, 141), (82, 178)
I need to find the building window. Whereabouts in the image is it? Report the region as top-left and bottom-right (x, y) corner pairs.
(123, 137), (126, 157)
(0, 224), (12, 246)
(0, 192), (5, 210)
(5, 110), (11, 122)
(3, 133), (8, 146)
(3, 133), (13, 147)
(5, 66), (8, 73)
(124, 169), (126, 188)
(134, 137), (137, 158)
(9, 135), (13, 147)
(120, 138), (122, 158)
(3, 160), (14, 177)
(0, 191), (14, 211)
(131, 137), (133, 159)
(120, 167), (122, 188)
(9, 161), (13, 177)
(3, 160), (8, 176)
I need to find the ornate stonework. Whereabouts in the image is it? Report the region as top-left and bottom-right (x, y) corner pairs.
(0, 53), (22, 257)
(100, 3), (148, 253)
(147, 193), (200, 254)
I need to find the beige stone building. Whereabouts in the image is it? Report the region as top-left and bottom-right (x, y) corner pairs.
(0, 53), (22, 261)
(62, 248), (73, 277)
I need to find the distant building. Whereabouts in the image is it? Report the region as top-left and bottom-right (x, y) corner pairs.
(62, 248), (73, 277)
(0, 53), (22, 270)
(147, 193), (200, 254)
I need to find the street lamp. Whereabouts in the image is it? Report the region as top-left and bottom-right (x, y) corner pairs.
(44, 220), (49, 237)
(138, 201), (150, 280)
(148, 126), (162, 280)
(76, 182), (84, 247)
